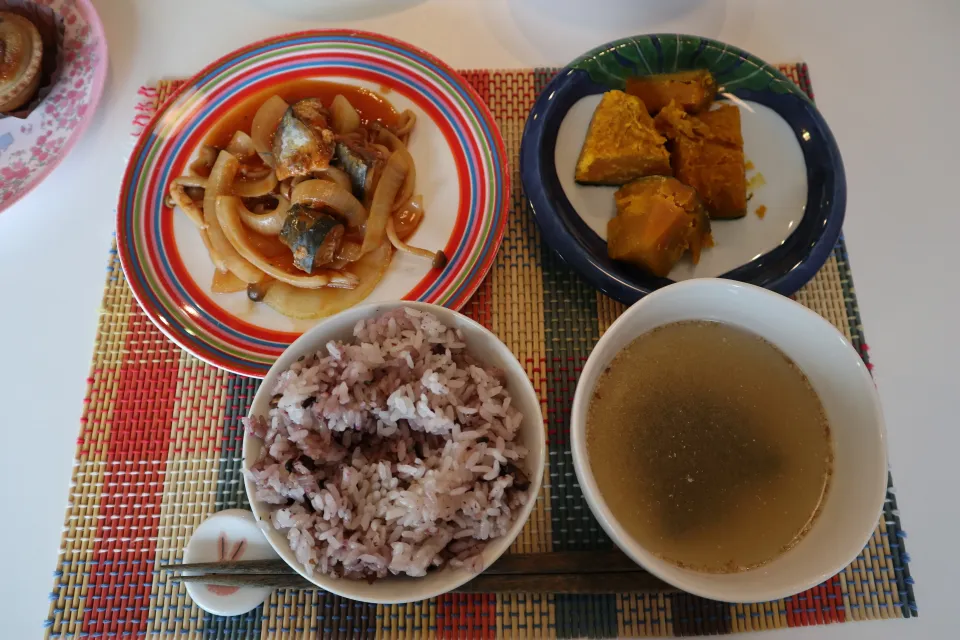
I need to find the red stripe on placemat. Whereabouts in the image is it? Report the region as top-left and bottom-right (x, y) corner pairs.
(469, 592), (496, 640)
(491, 69), (536, 121)
(80, 311), (181, 638)
(813, 586), (826, 625)
(462, 69), (492, 110)
(861, 342), (875, 372)
(827, 574), (845, 623)
(786, 592), (802, 626)
(785, 578), (846, 627)
(462, 273), (493, 329)
(437, 593), (454, 637)
(487, 593), (498, 638)
(790, 587), (805, 625)
(465, 593), (475, 638)
(434, 592), (486, 639)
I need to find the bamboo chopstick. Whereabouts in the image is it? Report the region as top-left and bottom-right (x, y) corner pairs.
(160, 558), (293, 575)
(178, 573), (315, 588)
(163, 549), (674, 594)
(174, 570), (673, 594)
(162, 549), (643, 576)
(453, 571), (671, 594)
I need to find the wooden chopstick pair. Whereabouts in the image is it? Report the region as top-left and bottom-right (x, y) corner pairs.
(162, 549), (672, 594)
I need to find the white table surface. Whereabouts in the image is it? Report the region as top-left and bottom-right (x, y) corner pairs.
(1, 0), (956, 637)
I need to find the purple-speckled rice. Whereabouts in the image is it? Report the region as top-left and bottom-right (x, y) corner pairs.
(244, 307), (529, 580)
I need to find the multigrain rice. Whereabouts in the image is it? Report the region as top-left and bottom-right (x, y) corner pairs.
(244, 307), (530, 579)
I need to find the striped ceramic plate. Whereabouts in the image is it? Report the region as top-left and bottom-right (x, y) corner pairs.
(117, 31), (509, 377)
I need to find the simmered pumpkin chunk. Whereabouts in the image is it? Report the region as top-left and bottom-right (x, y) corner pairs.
(608, 176), (713, 277)
(575, 90), (671, 184)
(658, 103), (747, 219)
(625, 69), (718, 115)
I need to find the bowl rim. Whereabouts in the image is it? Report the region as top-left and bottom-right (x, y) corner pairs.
(519, 33), (847, 303)
(241, 300), (546, 603)
(570, 278), (888, 602)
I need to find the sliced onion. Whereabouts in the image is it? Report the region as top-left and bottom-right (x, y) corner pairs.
(322, 270), (361, 289)
(378, 128), (416, 210)
(237, 194), (290, 236)
(198, 227), (225, 273)
(278, 178), (293, 201)
(395, 109), (416, 138)
(361, 150), (408, 254)
(371, 143), (392, 157)
(237, 163), (273, 180)
(174, 175), (208, 189)
(387, 216), (447, 269)
(203, 151), (265, 282)
(291, 179), (368, 229)
(217, 196), (358, 290)
(263, 243), (392, 319)
(189, 145), (217, 177)
(324, 239), (364, 269)
(336, 239), (363, 262)
(315, 166), (352, 192)
(361, 155), (382, 210)
(258, 152), (275, 168)
(331, 94), (361, 135)
(339, 130), (366, 144)
(233, 171), (278, 198)
(168, 181), (205, 228)
(211, 269), (247, 294)
(251, 95), (289, 155)
(394, 109), (417, 145)
(226, 131), (257, 160)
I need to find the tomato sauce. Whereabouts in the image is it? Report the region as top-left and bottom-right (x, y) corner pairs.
(205, 80), (400, 149)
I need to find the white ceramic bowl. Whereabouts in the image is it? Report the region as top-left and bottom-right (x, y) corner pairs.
(242, 301), (545, 603)
(570, 279), (887, 602)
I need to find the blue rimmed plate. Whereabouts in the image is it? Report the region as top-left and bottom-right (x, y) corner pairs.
(520, 34), (845, 303)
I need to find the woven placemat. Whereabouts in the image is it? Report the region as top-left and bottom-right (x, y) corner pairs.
(45, 66), (916, 639)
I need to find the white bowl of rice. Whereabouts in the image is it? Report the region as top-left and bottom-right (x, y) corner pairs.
(242, 302), (545, 603)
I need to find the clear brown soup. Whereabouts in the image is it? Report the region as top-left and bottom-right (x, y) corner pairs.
(586, 321), (833, 573)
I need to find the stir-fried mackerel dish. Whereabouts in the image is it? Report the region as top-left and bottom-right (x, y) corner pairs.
(167, 82), (446, 320)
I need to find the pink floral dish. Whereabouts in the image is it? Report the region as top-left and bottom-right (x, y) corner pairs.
(0, 0), (107, 214)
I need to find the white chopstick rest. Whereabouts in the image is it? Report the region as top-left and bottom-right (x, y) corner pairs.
(183, 509), (280, 616)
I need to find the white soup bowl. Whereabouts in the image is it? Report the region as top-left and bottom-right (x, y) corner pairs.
(570, 279), (887, 602)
